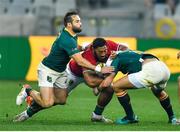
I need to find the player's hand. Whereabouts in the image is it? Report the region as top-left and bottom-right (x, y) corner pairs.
(99, 78), (113, 90)
(118, 43), (129, 51)
(99, 74), (114, 90)
(110, 51), (117, 59)
(101, 66), (114, 74)
(79, 43), (92, 51)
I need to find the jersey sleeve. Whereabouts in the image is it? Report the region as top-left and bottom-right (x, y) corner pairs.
(111, 57), (120, 74)
(106, 40), (119, 51)
(107, 40), (128, 51)
(62, 39), (80, 56)
(82, 50), (97, 72)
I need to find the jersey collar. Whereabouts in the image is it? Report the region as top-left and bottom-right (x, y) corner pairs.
(64, 28), (77, 37)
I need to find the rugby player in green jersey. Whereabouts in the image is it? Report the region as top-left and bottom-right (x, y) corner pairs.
(14, 11), (113, 122)
(99, 50), (180, 125)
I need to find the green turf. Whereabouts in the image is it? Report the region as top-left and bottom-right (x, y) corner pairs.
(0, 80), (180, 131)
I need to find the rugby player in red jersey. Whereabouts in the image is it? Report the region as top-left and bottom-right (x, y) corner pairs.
(67, 38), (137, 123)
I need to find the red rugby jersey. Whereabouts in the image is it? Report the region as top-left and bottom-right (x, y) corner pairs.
(69, 40), (128, 77)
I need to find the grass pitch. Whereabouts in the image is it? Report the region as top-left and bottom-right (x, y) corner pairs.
(0, 80), (180, 131)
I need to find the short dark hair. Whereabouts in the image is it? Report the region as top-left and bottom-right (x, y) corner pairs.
(64, 11), (79, 27)
(92, 38), (106, 49)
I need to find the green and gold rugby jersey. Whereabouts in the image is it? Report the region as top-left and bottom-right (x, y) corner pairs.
(42, 28), (80, 72)
(111, 50), (143, 74)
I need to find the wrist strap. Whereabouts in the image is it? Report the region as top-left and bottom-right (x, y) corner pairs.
(106, 58), (113, 66)
(81, 43), (90, 50)
(95, 65), (101, 72)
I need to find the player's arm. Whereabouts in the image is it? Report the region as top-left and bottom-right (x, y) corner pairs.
(99, 72), (116, 91)
(99, 55), (120, 90)
(117, 43), (129, 51)
(78, 43), (92, 51)
(106, 40), (129, 51)
(105, 41), (129, 66)
(64, 40), (114, 74)
(72, 53), (114, 74)
(83, 70), (104, 88)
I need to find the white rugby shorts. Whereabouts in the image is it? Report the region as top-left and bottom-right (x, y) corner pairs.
(65, 63), (84, 94)
(128, 60), (170, 89)
(38, 63), (70, 88)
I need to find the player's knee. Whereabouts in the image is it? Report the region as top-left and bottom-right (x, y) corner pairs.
(112, 86), (119, 93)
(59, 98), (66, 105)
(158, 91), (168, 101)
(111, 82), (123, 93)
(102, 86), (114, 94)
(55, 98), (67, 105)
(59, 101), (66, 105)
(151, 85), (163, 97)
(86, 81), (97, 88)
(57, 100), (66, 105)
(42, 100), (54, 108)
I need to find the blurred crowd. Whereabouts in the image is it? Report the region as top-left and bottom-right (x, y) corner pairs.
(145, 0), (180, 15)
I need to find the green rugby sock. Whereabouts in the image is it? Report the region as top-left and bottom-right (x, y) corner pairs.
(118, 93), (134, 120)
(27, 101), (43, 117)
(160, 97), (174, 120)
(25, 88), (32, 96)
(94, 105), (104, 115)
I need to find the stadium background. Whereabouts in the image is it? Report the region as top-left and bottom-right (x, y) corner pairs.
(0, 0), (180, 131)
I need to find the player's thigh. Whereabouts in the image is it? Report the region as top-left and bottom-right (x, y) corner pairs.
(38, 63), (65, 105)
(113, 75), (135, 92)
(52, 71), (70, 104)
(65, 63), (84, 94)
(40, 87), (55, 105)
(53, 70), (72, 89)
(67, 76), (84, 94)
(38, 62), (60, 88)
(53, 88), (67, 104)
